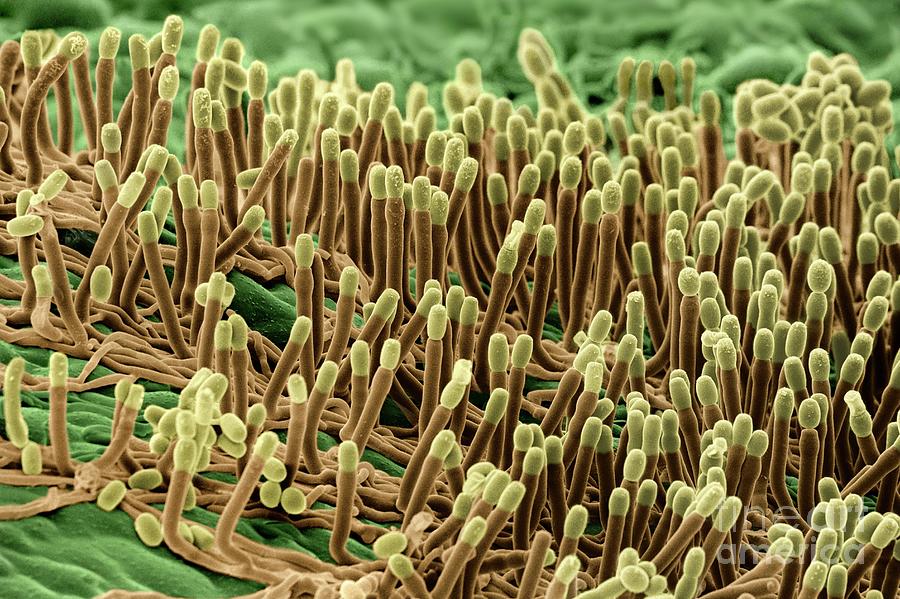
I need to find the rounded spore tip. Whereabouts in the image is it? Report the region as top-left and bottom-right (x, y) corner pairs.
(425, 131), (447, 168)
(320, 128), (340, 162)
(161, 15), (184, 55)
(101, 123), (122, 154)
(220, 37), (244, 64)
(384, 164), (404, 198)
(192, 88), (212, 129)
(338, 441), (359, 472)
(863, 296), (888, 331)
(875, 213), (899, 245)
(733, 90), (753, 129)
(20, 32), (43, 69)
(486, 173), (508, 207)
(314, 361), (338, 394)
(89, 265), (112, 303)
(222, 60), (247, 92)
(135, 513), (163, 547)
(373, 530), (407, 560)
(246, 61), (268, 101)
(414, 287), (441, 318)
(426, 304), (448, 341)
(554, 554), (581, 587)
(7, 215), (43, 238)
(196, 24), (220, 62)
(99, 27), (122, 60)
(379, 339), (401, 371)
(128, 34), (149, 71)
(37, 169), (68, 201)
(158, 65), (180, 102)
(58, 32), (87, 61)
(368, 82), (394, 122)
(460, 516), (487, 546)
(253, 431), (279, 461)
